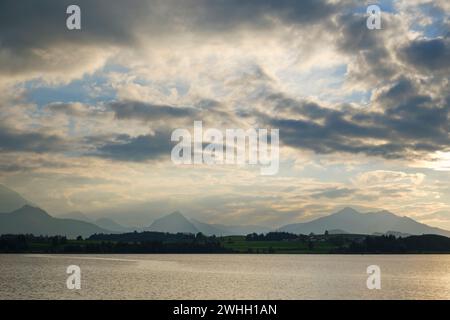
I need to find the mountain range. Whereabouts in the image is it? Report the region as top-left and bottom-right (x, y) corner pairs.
(0, 205), (109, 238)
(278, 207), (450, 237)
(1, 184), (450, 238)
(146, 211), (271, 236)
(59, 211), (133, 233)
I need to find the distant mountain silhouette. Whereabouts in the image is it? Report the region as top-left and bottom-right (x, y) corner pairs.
(59, 211), (93, 222)
(190, 218), (226, 235)
(147, 212), (271, 235)
(147, 211), (199, 234)
(278, 207), (450, 237)
(59, 211), (133, 233)
(0, 205), (111, 238)
(0, 184), (33, 212)
(95, 217), (133, 233)
(2, 185), (449, 238)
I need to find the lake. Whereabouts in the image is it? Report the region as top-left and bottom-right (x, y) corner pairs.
(0, 254), (449, 299)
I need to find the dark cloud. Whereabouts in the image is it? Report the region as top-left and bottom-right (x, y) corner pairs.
(109, 99), (239, 128)
(334, 13), (400, 85)
(0, 0), (445, 86)
(401, 37), (450, 72)
(311, 188), (355, 199)
(188, 0), (339, 32)
(266, 93), (341, 120)
(1, 1), (449, 164)
(109, 100), (198, 122)
(0, 0), (146, 50)
(375, 77), (416, 104)
(0, 0), (344, 77)
(0, 1), (142, 76)
(332, 10), (450, 91)
(0, 0), (153, 77)
(0, 126), (68, 153)
(261, 84), (450, 159)
(89, 131), (172, 162)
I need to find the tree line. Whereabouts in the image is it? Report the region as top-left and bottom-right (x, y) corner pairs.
(1, 232), (450, 254)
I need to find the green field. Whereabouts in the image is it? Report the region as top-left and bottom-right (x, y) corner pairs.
(220, 236), (337, 253)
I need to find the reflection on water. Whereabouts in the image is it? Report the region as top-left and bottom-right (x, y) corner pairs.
(0, 254), (449, 299)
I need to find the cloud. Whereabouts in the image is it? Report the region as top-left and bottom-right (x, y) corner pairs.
(0, 0), (344, 83)
(109, 100), (198, 122)
(401, 36), (450, 72)
(311, 187), (355, 199)
(89, 131), (172, 162)
(46, 102), (94, 117)
(2, 1), (449, 163)
(354, 170), (425, 186)
(184, 0), (339, 31)
(0, 126), (68, 153)
(1, 0), (449, 226)
(259, 78), (450, 159)
(330, 12), (411, 90)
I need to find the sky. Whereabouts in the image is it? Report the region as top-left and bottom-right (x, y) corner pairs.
(0, 0), (450, 229)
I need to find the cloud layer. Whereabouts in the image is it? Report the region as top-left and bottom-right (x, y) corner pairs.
(0, 0), (449, 228)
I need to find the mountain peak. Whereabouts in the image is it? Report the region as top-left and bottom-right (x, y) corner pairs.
(0, 205), (110, 238)
(372, 209), (397, 217)
(11, 205), (52, 218)
(279, 206), (450, 237)
(167, 211), (184, 218)
(147, 211), (198, 234)
(334, 207), (360, 216)
(59, 211), (92, 222)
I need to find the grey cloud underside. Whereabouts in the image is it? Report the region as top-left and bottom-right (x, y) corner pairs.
(103, 88), (450, 161)
(311, 188), (355, 199)
(0, 126), (68, 153)
(3, 82), (450, 162)
(88, 132), (172, 162)
(112, 10), (448, 161)
(0, 0), (339, 43)
(335, 14), (397, 83)
(0, 1), (447, 81)
(263, 82), (450, 158)
(110, 100), (198, 121)
(108, 99), (235, 127)
(0, 1), (449, 162)
(185, 0), (339, 31)
(0, 0), (341, 76)
(401, 36), (450, 72)
(334, 13), (450, 85)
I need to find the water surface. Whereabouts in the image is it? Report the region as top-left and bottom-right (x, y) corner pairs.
(0, 254), (449, 299)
